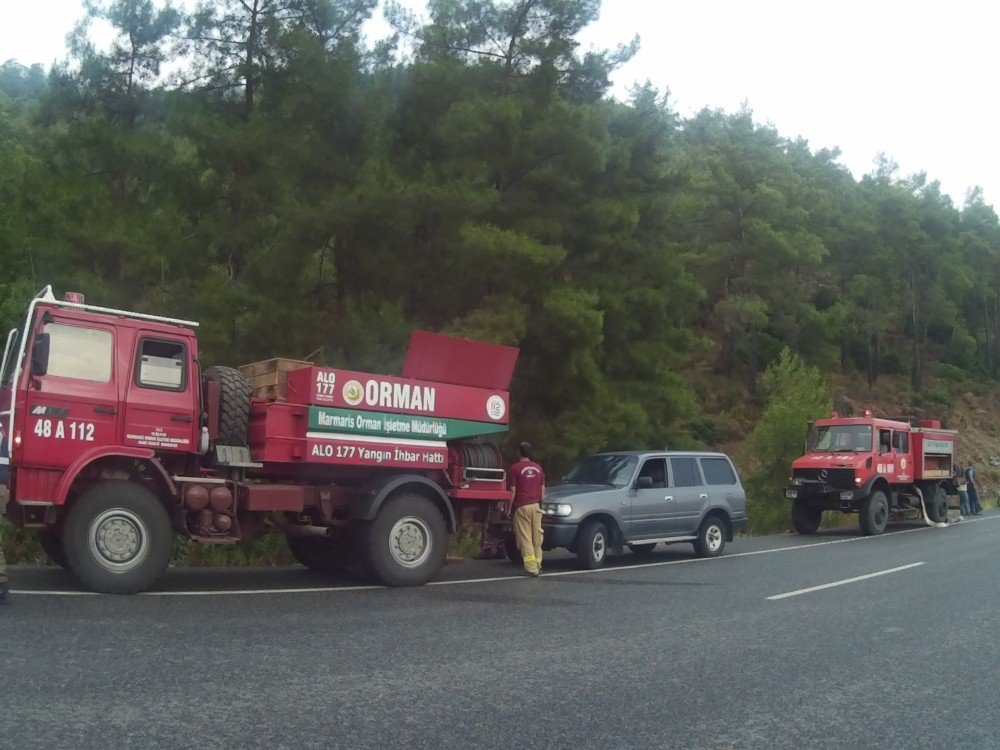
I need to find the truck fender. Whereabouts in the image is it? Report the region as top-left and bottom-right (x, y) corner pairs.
(860, 475), (892, 501)
(353, 474), (457, 533)
(55, 446), (177, 506)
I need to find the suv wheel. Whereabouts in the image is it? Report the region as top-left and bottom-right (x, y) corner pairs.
(693, 515), (727, 558)
(576, 520), (609, 569)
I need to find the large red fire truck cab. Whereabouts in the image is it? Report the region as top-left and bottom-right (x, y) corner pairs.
(0, 287), (518, 593)
(785, 410), (956, 535)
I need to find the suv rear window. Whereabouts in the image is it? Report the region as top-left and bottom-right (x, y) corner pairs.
(670, 457), (702, 487)
(700, 457), (737, 486)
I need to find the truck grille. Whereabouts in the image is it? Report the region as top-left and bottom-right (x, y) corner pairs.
(793, 468), (855, 489)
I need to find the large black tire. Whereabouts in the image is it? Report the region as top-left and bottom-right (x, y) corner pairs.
(361, 492), (448, 586)
(694, 514), (728, 558)
(204, 366), (252, 446)
(575, 520), (609, 569)
(287, 535), (351, 575)
(859, 490), (889, 535)
(37, 529), (68, 568)
(791, 500), (822, 534)
(61, 481), (173, 594)
(628, 543), (657, 555)
(924, 484), (949, 523)
(504, 531), (522, 564)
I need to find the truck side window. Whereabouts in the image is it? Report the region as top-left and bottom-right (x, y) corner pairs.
(670, 457), (703, 487)
(894, 432), (909, 453)
(137, 339), (186, 391)
(879, 430), (891, 453)
(44, 323), (113, 382)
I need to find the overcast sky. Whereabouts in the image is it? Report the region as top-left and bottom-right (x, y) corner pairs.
(2, 0), (998, 208)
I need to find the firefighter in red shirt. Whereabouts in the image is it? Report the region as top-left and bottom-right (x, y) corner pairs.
(507, 441), (546, 576)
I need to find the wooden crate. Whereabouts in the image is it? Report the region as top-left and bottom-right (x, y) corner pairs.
(239, 357), (313, 400)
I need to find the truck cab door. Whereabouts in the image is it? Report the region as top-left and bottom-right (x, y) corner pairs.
(893, 430), (913, 483)
(876, 428), (897, 480)
(122, 334), (198, 453)
(17, 317), (120, 472)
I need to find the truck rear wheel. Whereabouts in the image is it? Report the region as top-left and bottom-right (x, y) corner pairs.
(361, 492), (447, 586)
(287, 535), (351, 575)
(204, 366), (252, 445)
(504, 531), (522, 564)
(38, 529), (68, 568)
(791, 500), (822, 534)
(924, 484), (949, 523)
(61, 480), (172, 594)
(859, 490), (889, 535)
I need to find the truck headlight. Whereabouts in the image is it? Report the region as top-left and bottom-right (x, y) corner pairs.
(542, 503), (572, 517)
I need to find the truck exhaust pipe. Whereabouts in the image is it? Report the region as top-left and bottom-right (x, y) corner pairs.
(270, 513), (333, 538)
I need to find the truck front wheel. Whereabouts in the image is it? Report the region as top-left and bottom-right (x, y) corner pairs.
(791, 500), (821, 534)
(859, 490), (889, 536)
(61, 480), (173, 594)
(361, 492), (447, 586)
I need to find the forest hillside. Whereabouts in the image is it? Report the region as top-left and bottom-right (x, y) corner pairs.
(3, 0), (1000, 558)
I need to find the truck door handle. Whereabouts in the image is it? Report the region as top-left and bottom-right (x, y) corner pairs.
(700, 493), (708, 499)
(93, 405), (117, 415)
(665, 495), (673, 501)
(171, 414), (193, 422)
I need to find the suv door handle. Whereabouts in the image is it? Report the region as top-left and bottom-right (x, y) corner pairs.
(171, 414), (193, 422)
(665, 495), (673, 501)
(700, 493), (708, 499)
(93, 405), (117, 415)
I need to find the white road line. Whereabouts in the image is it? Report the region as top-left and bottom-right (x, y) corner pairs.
(766, 562), (926, 601)
(11, 513), (997, 597)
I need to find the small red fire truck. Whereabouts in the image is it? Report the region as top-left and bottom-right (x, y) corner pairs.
(0, 286), (517, 593)
(785, 410), (956, 535)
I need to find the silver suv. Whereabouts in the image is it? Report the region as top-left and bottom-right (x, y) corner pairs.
(540, 451), (748, 568)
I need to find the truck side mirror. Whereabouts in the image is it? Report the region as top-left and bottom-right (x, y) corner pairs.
(636, 476), (653, 490)
(30, 332), (50, 377)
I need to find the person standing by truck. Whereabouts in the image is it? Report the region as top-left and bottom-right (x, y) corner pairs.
(507, 442), (545, 576)
(966, 464), (983, 515)
(954, 465), (970, 519)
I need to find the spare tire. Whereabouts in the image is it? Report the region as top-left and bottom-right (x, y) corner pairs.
(205, 366), (252, 446)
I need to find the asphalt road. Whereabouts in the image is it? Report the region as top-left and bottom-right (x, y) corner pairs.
(2, 513), (998, 750)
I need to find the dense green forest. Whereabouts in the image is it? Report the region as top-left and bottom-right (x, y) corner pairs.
(3, 0), (1000, 489)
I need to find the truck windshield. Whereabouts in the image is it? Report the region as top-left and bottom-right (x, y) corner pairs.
(809, 425), (872, 452)
(564, 454), (638, 486)
(1, 328), (19, 387)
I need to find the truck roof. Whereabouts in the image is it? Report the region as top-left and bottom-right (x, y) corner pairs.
(29, 285), (198, 333)
(813, 416), (956, 434)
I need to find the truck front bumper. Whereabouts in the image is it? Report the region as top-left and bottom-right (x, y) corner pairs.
(785, 484), (863, 510)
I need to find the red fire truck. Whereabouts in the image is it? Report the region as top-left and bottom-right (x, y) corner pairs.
(785, 410), (956, 535)
(0, 286), (518, 593)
